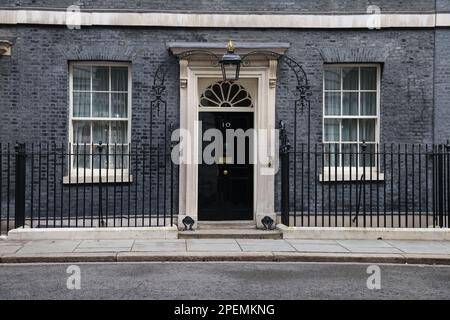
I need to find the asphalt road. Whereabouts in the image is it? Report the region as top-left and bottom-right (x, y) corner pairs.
(0, 262), (449, 300)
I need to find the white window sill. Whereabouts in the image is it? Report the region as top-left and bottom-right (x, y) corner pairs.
(63, 175), (133, 184)
(319, 169), (384, 182)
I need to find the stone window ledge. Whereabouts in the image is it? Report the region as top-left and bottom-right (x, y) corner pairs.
(63, 175), (133, 184)
(320, 170), (385, 182)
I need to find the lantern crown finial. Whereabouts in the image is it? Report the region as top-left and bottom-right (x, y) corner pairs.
(227, 40), (235, 53)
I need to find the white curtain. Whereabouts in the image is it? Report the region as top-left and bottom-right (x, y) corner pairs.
(324, 119), (340, 142)
(325, 92), (340, 115)
(112, 93), (127, 118)
(92, 67), (109, 91)
(111, 67), (128, 91)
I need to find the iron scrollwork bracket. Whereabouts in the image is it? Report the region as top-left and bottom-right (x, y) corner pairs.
(151, 84), (167, 114)
(279, 120), (290, 154)
(241, 51), (312, 150)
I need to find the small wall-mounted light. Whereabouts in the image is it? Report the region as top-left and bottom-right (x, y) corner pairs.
(220, 40), (241, 81)
(0, 40), (12, 56)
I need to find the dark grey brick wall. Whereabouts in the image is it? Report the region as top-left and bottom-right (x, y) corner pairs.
(0, 26), (435, 145)
(0, 37), (19, 143)
(437, 0), (450, 11)
(434, 29), (450, 143)
(0, 0), (435, 13)
(0, 25), (437, 221)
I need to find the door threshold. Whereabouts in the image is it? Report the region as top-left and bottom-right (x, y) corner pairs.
(199, 220), (254, 224)
(197, 220), (256, 230)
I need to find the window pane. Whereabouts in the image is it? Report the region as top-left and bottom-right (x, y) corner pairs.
(92, 121), (109, 144)
(111, 67), (128, 91)
(342, 92), (358, 115)
(223, 64), (238, 80)
(73, 66), (90, 91)
(324, 143), (340, 167)
(324, 119), (340, 142)
(342, 119), (357, 142)
(342, 144), (358, 167)
(361, 67), (377, 90)
(342, 67), (359, 90)
(93, 145), (108, 169)
(111, 93), (128, 118)
(324, 92), (340, 115)
(359, 144), (376, 167)
(73, 92), (90, 117)
(111, 121), (128, 144)
(92, 67), (109, 91)
(73, 144), (91, 169)
(324, 68), (341, 90)
(92, 93), (109, 117)
(109, 145), (129, 170)
(360, 119), (376, 142)
(361, 92), (377, 116)
(73, 121), (91, 144)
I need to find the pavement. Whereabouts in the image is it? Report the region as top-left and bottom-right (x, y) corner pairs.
(1, 262), (450, 299)
(1, 238), (450, 264)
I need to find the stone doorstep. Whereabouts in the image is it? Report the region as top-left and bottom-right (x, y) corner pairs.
(1, 251), (450, 265)
(179, 229), (282, 239)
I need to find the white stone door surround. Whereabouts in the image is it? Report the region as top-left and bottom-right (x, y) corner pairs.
(168, 42), (289, 229)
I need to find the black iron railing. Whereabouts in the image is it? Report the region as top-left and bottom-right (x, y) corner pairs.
(0, 142), (178, 235)
(2, 141), (449, 234)
(279, 143), (450, 228)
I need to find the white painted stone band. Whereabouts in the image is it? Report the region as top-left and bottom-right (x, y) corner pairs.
(437, 13), (450, 27)
(0, 10), (449, 28)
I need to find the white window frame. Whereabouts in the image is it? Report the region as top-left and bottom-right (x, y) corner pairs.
(66, 61), (132, 183)
(322, 64), (382, 181)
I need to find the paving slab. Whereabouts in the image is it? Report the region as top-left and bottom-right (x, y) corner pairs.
(288, 243), (350, 253)
(343, 247), (404, 254)
(237, 239), (296, 252)
(187, 239), (239, 244)
(75, 239), (134, 252)
(386, 240), (450, 254)
(386, 240), (450, 247)
(77, 239), (134, 248)
(0, 245), (22, 255)
(336, 240), (402, 254)
(337, 240), (394, 248)
(0, 241), (26, 247)
(132, 240), (186, 252)
(187, 239), (241, 252)
(16, 240), (81, 254)
(285, 239), (340, 245)
(74, 247), (130, 253)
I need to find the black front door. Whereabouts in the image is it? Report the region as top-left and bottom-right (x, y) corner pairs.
(198, 112), (254, 221)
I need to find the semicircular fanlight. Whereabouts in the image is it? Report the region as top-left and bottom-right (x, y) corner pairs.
(199, 81), (253, 108)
